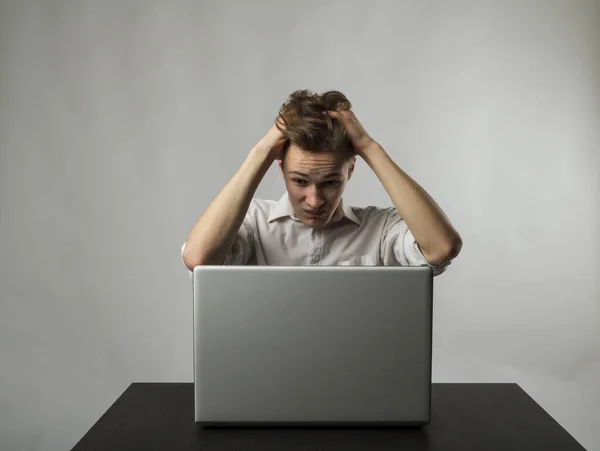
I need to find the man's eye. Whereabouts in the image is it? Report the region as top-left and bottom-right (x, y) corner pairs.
(323, 181), (341, 187)
(293, 179), (308, 186)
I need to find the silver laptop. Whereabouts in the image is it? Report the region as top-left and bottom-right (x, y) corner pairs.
(193, 265), (433, 427)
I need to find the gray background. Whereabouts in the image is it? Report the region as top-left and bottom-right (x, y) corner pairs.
(0, 1), (598, 450)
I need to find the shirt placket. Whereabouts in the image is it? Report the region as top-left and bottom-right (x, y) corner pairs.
(309, 228), (322, 265)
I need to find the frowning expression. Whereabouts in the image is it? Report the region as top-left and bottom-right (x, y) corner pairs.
(279, 144), (355, 228)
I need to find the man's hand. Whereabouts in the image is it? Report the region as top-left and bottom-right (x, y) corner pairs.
(256, 115), (288, 161)
(327, 109), (377, 157)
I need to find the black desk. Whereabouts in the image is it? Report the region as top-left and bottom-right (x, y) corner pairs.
(71, 383), (586, 450)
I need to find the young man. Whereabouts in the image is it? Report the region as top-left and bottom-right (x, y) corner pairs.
(182, 90), (462, 276)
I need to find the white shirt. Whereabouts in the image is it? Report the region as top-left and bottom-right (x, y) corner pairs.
(182, 192), (451, 277)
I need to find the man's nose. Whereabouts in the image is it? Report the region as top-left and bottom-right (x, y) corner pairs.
(305, 187), (324, 209)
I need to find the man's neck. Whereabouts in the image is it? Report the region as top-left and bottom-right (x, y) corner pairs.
(328, 203), (345, 224)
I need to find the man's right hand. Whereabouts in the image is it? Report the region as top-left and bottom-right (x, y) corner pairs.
(256, 115), (288, 161)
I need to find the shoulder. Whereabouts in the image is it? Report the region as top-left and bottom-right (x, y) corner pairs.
(245, 197), (278, 220)
(350, 204), (402, 224)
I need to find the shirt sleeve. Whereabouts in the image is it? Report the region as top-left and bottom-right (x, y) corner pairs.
(379, 208), (451, 277)
(181, 207), (256, 279)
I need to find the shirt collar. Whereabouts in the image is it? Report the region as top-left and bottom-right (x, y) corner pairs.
(267, 191), (361, 226)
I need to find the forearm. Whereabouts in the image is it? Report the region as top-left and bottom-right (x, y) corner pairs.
(183, 145), (274, 268)
(361, 143), (461, 259)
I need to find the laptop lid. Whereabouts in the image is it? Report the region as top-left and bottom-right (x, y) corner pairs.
(193, 265), (433, 426)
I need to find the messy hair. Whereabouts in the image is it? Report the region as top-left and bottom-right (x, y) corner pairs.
(275, 89), (353, 163)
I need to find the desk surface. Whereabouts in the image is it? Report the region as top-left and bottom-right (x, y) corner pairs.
(71, 383), (586, 451)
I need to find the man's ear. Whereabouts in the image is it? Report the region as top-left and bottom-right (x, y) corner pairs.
(278, 159), (284, 178)
(347, 156), (356, 180)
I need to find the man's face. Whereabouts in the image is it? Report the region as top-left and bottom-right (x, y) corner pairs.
(278, 144), (355, 228)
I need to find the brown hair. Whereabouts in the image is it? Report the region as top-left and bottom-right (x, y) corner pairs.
(275, 89), (353, 164)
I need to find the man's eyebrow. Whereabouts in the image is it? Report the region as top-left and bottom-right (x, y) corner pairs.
(288, 171), (343, 177)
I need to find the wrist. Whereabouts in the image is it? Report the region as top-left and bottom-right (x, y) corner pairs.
(359, 141), (385, 161)
(250, 142), (276, 163)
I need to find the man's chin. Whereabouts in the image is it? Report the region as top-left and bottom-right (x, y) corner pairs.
(301, 216), (329, 228)
(301, 211), (344, 228)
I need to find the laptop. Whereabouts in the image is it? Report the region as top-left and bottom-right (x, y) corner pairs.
(193, 265), (434, 427)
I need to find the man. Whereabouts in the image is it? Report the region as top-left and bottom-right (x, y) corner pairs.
(182, 90), (462, 275)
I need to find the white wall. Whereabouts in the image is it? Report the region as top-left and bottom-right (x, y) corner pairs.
(0, 1), (598, 450)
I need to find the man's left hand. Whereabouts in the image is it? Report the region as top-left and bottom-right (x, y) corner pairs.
(327, 109), (377, 157)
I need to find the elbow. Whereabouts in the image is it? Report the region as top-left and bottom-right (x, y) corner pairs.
(183, 247), (225, 269)
(183, 254), (199, 272)
(448, 236), (463, 259)
(422, 236), (463, 266)
(182, 246), (207, 270)
(440, 236), (463, 262)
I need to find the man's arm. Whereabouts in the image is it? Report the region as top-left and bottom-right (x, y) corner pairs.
(327, 109), (462, 265)
(361, 143), (462, 265)
(182, 121), (286, 269)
